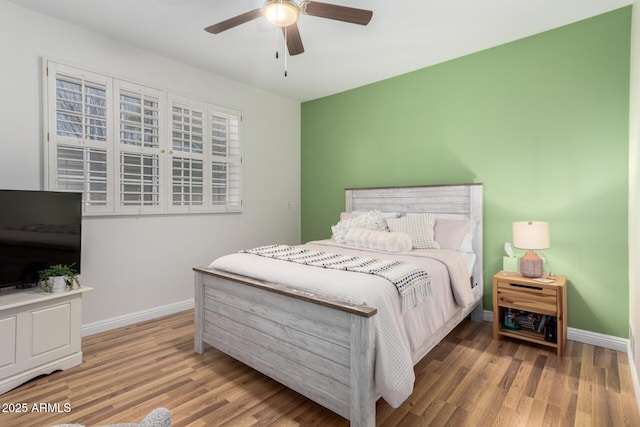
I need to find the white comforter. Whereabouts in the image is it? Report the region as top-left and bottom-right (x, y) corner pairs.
(209, 239), (475, 408)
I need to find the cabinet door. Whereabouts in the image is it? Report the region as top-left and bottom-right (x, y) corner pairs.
(31, 303), (71, 357)
(0, 316), (17, 369)
(2, 295), (82, 379)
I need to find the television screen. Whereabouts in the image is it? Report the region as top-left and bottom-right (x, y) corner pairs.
(0, 190), (82, 289)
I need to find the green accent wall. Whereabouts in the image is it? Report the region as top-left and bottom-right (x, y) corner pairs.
(301, 8), (631, 337)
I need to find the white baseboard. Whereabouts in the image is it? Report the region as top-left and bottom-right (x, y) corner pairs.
(483, 310), (629, 352)
(568, 326), (628, 352)
(81, 299), (194, 336)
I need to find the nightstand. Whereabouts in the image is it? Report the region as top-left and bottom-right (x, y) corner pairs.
(492, 271), (567, 356)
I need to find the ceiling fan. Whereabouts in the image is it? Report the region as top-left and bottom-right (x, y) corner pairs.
(204, 0), (373, 56)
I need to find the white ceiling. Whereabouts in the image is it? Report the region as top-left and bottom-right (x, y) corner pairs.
(9, 0), (632, 102)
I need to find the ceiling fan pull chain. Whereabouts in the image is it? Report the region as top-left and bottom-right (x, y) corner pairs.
(284, 29), (288, 77)
(275, 27), (279, 59)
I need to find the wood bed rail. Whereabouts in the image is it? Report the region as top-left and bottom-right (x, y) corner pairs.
(193, 267), (378, 318)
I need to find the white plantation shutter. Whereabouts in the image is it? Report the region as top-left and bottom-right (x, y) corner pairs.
(120, 153), (161, 206)
(170, 100), (206, 211)
(116, 82), (164, 213)
(45, 60), (242, 215)
(55, 75), (108, 142)
(172, 157), (204, 206)
(210, 109), (242, 210)
(47, 63), (113, 213)
(56, 146), (108, 206)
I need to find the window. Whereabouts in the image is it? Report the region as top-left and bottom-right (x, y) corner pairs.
(210, 111), (241, 208)
(170, 100), (205, 211)
(115, 81), (164, 213)
(50, 68), (112, 213)
(45, 61), (242, 215)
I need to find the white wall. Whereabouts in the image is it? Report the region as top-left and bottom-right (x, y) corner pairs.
(630, 0), (640, 402)
(0, 1), (301, 327)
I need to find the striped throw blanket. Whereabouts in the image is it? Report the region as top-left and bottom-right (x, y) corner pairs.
(241, 244), (432, 312)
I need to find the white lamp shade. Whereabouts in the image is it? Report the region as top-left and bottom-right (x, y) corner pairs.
(264, 0), (300, 27)
(512, 221), (550, 250)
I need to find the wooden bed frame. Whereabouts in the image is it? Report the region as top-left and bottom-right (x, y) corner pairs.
(194, 183), (483, 427)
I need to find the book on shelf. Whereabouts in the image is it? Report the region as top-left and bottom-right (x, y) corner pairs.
(537, 315), (548, 333)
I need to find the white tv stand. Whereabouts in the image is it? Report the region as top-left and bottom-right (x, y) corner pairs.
(0, 286), (92, 394)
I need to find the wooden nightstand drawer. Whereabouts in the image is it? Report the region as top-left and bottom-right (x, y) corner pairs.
(497, 282), (557, 315)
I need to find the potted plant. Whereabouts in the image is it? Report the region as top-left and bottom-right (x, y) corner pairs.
(38, 264), (80, 293)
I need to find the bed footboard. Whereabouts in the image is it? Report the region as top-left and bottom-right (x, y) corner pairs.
(194, 267), (378, 427)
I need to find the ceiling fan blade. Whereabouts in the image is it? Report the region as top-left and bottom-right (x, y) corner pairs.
(204, 9), (263, 34)
(283, 23), (305, 56)
(301, 1), (372, 25)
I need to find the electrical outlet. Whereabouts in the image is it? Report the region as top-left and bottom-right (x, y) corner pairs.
(285, 200), (292, 209)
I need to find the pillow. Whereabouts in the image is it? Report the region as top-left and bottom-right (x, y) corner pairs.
(407, 213), (474, 252)
(331, 210), (388, 243)
(434, 218), (471, 250)
(459, 233), (473, 253)
(344, 228), (412, 252)
(385, 214), (440, 249)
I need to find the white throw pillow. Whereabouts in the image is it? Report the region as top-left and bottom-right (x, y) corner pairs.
(331, 210), (388, 243)
(408, 213), (473, 252)
(385, 214), (440, 249)
(344, 228), (412, 252)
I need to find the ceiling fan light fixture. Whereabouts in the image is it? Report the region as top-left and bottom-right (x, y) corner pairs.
(264, 0), (300, 27)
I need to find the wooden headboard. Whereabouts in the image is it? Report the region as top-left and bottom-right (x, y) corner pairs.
(345, 183), (483, 290)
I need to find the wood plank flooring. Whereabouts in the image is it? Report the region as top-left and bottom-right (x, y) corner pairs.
(0, 310), (638, 426)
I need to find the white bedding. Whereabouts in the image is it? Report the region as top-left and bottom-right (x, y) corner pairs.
(209, 239), (479, 408)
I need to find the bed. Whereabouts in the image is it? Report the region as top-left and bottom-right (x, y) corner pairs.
(194, 183), (483, 427)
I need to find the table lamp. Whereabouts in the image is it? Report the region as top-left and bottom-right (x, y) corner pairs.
(512, 221), (549, 278)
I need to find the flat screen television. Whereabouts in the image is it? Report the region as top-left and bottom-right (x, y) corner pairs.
(0, 189), (82, 289)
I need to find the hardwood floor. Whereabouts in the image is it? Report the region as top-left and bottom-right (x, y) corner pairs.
(1, 310), (638, 427)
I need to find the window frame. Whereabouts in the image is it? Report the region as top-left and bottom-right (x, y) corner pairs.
(44, 60), (243, 216)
